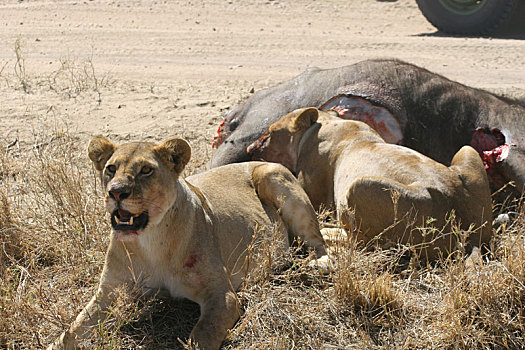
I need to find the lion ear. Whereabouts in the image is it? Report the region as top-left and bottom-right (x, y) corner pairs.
(291, 107), (319, 132)
(88, 136), (116, 171)
(155, 138), (192, 174)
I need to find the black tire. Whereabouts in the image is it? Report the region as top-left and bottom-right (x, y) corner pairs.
(416, 0), (519, 35)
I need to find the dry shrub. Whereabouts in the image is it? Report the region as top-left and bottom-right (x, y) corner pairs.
(224, 225), (404, 350)
(225, 233), (358, 350)
(0, 128), (108, 348)
(5, 39), (110, 102)
(13, 37), (30, 93)
(430, 211), (525, 349)
(397, 205), (525, 349)
(15, 130), (107, 265)
(333, 233), (403, 321)
(48, 54), (110, 101)
(0, 165), (21, 270)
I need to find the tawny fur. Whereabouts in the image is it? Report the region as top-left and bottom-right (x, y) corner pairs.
(248, 108), (493, 260)
(48, 136), (326, 350)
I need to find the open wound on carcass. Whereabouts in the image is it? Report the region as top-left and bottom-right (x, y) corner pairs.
(211, 117), (227, 148)
(470, 128), (510, 170)
(320, 95), (403, 144)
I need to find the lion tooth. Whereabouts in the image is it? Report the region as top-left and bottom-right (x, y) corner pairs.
(129, 216), (134, 225)
(115, 216), (121, 224)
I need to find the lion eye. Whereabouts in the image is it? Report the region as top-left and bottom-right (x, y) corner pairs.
(140, 166), (153, 175)
(106, 164), (116, 175)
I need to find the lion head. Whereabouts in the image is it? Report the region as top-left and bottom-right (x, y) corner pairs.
(88, 136), (191, 241)
(246, 107), (319, 173)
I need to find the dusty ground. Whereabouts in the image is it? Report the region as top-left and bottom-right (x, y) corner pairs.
(1, 0), (525, 349)
(1, 0), (525, 169)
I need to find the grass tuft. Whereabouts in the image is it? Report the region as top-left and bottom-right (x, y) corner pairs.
(5, 39), (110, 102)
(14, 37), (31, 93)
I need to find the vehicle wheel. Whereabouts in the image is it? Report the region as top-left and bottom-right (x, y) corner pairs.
(416, 0), (519, 35)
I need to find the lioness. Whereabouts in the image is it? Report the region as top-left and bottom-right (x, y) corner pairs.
(48, 136), (327, 350)
(247, 108), (493, 259)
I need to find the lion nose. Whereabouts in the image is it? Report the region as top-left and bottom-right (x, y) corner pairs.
(108, 183), (131, 201)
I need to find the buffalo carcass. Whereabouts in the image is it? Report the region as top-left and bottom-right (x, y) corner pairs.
(210, 59), (525, 194)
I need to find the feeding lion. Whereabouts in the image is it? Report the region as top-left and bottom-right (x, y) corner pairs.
(248, 108), (493, 260)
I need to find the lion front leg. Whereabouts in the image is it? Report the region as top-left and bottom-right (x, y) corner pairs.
(189, 289), (240, 350)
(47, 283), (120, 350)
(252, 163), (327, 257)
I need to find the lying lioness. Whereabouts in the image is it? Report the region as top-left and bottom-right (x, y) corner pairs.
(48, 136), (326, 350)
(247, 108), (493, 259)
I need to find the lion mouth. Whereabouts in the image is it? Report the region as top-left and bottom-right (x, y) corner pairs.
(111, 209), (149, 232)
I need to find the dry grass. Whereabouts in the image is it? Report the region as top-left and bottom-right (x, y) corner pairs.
(48, 53), (108, 103)
(0, 127), (108, 348)
(6, 38), (111, 102)
(1, 127), (524, 350)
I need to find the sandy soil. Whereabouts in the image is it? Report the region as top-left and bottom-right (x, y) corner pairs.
(1, 0), (524, 170)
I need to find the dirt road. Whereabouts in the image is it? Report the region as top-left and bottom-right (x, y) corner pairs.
(1, 0), (524, 170)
